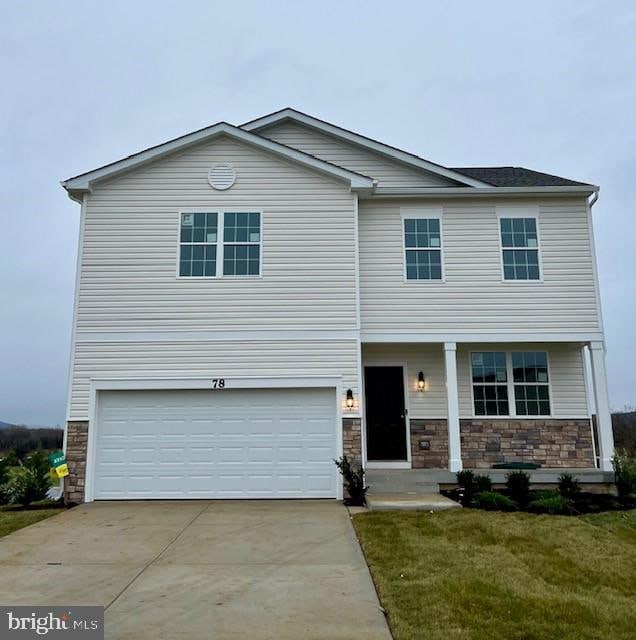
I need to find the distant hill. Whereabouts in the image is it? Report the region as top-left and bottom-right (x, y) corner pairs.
(0, 421), (62, 430)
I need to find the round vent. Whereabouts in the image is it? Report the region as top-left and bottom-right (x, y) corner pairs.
(208, 163), (236, 190)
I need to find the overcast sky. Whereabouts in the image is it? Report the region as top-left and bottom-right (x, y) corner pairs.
(1, 1), (634, 425)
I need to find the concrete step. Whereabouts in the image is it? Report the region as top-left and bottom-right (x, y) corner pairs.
(366, 469), (440, 494)
(366, 492), (461, 512)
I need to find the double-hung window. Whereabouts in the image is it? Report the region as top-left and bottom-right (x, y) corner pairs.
(223, 212), (261, 276)
(512, 352), (551, 415)
(404, 217), (442, 280)
(471, 352), (509, 416)
(471, 351), (551, 416)
(179, 213), (218, 277)
(179, 211), (261, 278)
(500, 216), (540, 280)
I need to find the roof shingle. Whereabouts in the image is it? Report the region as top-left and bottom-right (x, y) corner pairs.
(449, 166), (594, 188)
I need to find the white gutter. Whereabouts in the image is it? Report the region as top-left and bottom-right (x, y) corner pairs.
(365, 185), (599, 199)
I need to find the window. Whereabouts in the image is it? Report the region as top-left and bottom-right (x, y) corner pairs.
(471, 352), (509, 416)
(179, 213), (217, 277)
(512, 352), (551, 415)
(223, 212), (261, 276)
(471, 351), (551, 416)
(178, 211), (261, 278)
(500, 217), (540, 280)
(404, 218), (442, 280)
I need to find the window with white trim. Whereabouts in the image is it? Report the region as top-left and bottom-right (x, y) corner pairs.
(471, 352), (509, 416)
(404, 217), (442, 280)
(223, 212), (261, 276)
(471, 351), (551, 416)
(512, 351), (551, 415)
(500, 217), (540, 280)
(179, 213), (218, 277)
(178, 211), (261, 278)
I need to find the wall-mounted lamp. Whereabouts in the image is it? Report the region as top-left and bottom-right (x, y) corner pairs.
(417, 371), (426, 392)
(345, 388), (355, 410)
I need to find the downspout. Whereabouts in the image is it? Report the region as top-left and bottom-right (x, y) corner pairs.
(589, 188), (599, 207)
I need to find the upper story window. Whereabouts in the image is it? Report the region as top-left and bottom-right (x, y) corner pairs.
(223, 213), (261, 276)
(471, 351), (551, 417)
(403, 217), (442, 280)
(499, 217), (540, 280)
(179, 213), (218, 277)
(179, 211), (261, 278)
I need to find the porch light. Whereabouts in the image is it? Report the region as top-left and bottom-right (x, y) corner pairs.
(417, 371), (426, 392)
(345, 389), (355, 410)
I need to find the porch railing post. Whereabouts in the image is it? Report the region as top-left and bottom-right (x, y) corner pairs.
(444, 342), (462, 472)
(589, 341), (615, 472)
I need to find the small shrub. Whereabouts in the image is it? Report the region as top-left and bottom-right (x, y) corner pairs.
(476, 491), (517, 512)
(557, 473), (581, 500)
(456, 470), (480, 506)
(474, 474), (492, 492)
(0, 455), (11, 486)
(612, 450), (636, 497)
(506, 470), (531, 506)
(3, 466), (49, 507)
(334, 456), (367, 506)
(528, 494), (573, 515)
(532, 489), (559, 500)
(456, 470), (475, 489)
(26, 449), (52, 494)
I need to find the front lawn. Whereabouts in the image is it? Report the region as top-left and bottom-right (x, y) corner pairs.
(353, 509), (636, 640)
(0, 503), (64, 539)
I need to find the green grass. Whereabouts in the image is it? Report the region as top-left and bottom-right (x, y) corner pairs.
(0, 503), (64, 539)
(353, 509), (636, 640)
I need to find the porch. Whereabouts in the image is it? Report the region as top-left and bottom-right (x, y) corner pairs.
(356, 340), (615, 496)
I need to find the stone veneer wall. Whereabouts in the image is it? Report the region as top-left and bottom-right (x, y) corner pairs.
(342, 418), (362, 467)
(64, 421), (88, 504)
(460, 418), (595, 469)
(409, 419), (449, 468)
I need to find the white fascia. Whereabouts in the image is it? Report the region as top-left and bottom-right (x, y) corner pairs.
(61, 122), (375, 202)
(368, 186), (599, 198)
(241, 108), (491, 188)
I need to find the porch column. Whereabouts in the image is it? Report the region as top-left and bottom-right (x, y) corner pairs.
(589, 341), (614, 472)
(444, 342), (462, 472)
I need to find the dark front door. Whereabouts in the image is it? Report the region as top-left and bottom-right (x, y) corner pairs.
(364, 366), (407, 461)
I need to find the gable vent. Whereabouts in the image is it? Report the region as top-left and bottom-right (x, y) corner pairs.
(208, 163), (236, 190)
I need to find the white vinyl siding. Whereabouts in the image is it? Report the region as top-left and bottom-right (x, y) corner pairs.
(258, 121), (458, 188)
(359, 198), (600, 336)
(76, 136), (357, 332)
(362, 342), (587, 420)
(457, 343), (588, 418)
(69, 339), (359, 420)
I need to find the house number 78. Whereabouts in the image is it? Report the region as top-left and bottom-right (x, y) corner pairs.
(211, 379), (226, 388)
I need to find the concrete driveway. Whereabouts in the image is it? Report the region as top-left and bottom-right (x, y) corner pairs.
(0, 501), (391, 639)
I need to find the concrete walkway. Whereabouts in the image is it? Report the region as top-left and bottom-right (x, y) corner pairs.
(0, 501), (391, 639)
(366, 492), (462, 511)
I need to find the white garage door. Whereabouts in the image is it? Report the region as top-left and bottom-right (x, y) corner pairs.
(93, 387), (338, 500)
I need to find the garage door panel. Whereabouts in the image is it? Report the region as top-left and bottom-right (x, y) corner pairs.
(94, 388), (338, 499)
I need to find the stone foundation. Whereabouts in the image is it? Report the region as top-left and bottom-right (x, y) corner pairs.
(409, 419), (449, 468)
(460, 418), (595, 469)
(64, 421), (88, 504)
(342, 418), (362, 468)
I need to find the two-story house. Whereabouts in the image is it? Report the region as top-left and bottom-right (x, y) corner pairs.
(61, 108), (614, 503)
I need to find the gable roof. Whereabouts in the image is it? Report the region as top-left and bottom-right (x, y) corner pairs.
(240, 108), (490, 188)
(62, 121), (375, 201)
(450, 166), (595, 188)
